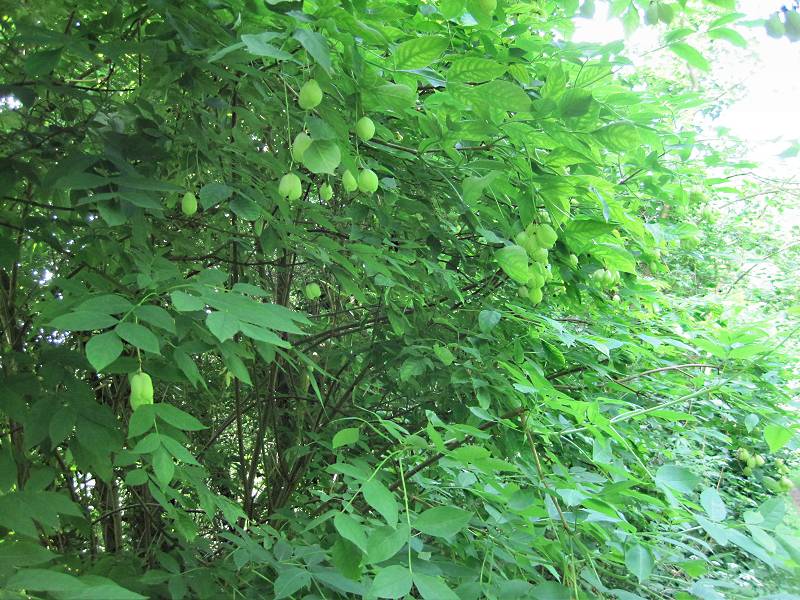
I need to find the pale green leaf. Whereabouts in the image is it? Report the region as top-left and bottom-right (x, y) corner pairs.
(394, 36), (448, 70)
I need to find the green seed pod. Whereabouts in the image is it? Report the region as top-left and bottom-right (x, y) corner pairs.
(764, 476), (781, 493)
(786, 10), (800, 42)
(517, 285), (529, 298)
(531, 248), (549, 264)
(527, 272), (545, 289)
(644, 3), (659, 25)
(568, 254), (579, 268)
(534, 224), (558, 249)
(181, 191), (197, 216)
(356, 116), (376, 141)
(780, 476), (793, 491)
(527, 286), (543, 305)
(342, 170), (358, 193)
(279, 172), (302, 201)
(657, 3), (674, 24)
(129, 371), (154, 411)
(305, 282), (322, 300)
(358, 168), (379, 193)
(520, 237), (540, 257)
(514, 231), (529, 246)
(298, 79), (323, 110)
(291, 132), (312, 162)
(477, 0), (497, 14)
(746, 456), (757, 469)
(755, 454), (765, 467)
(742, 466), (752, 476)
(765, 15), (786, 38)
(530, 262), (546, 278)
(320, 183), (333, 201)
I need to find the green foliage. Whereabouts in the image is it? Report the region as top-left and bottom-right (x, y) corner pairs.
(1, 1), (798, 599)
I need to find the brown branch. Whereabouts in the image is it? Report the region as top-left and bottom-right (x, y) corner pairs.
(3, 196), (81, 212)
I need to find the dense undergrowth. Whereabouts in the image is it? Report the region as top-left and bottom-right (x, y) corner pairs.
(1, 1), (799, 598)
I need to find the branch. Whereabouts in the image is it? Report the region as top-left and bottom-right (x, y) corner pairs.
(723, 241), (800, 297)
(611, 363), (719, 384)
(558, 385), (720, 436)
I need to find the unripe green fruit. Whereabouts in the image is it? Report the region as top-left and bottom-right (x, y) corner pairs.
(291, 132), (312, 162)
(568, 254), (579, 268)
(356, 116), (376, 141)
(579, 0), (595, 18)
(305, 282), (322, 300)
(657, 3), (674, 24)
(514, 231), (529, 246)
(786, 11), (800, 42)
(530, 262), (546, 278)
(531, 248), (548, 264)
(742, 466), (753, 476)
(279, 172), (302, 201)
(644, 3), (659, 25)
(477, 0), (497, 14)
(755, 454), (765, 467)
(298, 79), (323, 110)
(528, 286), (543, 305)
(130, 371), (154, 411)
(737, 447), (751, 461)
(342, 170), (358, 193)
(746, 456), (757, 469)
(764, 476), (781, 493)
(358, 169), (379, 193)
(766, 15), (786, 38)
(534, 224), (558, 249)
(181, 191), (197, 216)
(320, 183), (333, 201)
(527, 272), (544, 289)
(518, 286), (529, 298)
(780, 476), (793, 491)
(520, 238), (540, 257)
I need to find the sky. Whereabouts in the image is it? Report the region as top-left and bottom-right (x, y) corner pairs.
(571, 0), (800, 166)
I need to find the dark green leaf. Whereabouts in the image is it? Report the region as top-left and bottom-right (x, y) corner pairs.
(50, 312), (118, 331)
(86, 331), (124, 371)
(115, 322), (161, 354)
(413, 506), (472, 537)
